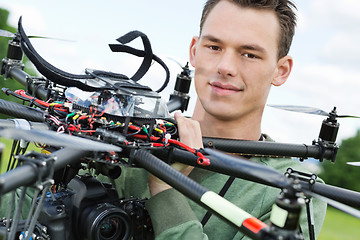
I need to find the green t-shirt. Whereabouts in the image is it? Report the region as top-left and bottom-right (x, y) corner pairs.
(105, 154), (326, 240)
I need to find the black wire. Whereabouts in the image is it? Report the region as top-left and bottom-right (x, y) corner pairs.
(125, 128), (142, 137)
(7, 140), (19, 171)
(166, 125), (177, 136)
(7, 140), (26, 171)
(2, 88), (47, 109)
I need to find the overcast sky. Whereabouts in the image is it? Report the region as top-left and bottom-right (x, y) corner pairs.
(1, 0), (360, 150)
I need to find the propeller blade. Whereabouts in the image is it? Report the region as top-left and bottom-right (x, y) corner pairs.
(267, 105), (329, 116)
(268, 104), (360, 118)
(307, 191), (360, 219)
(27, 35), (75, 42)
(0, 128), (121, 152)
(0, 29), (15, 38)
(167, 57), (183, 68)
(347, 162), (360, 167)
(167, 57), (194, 74)
(336, 115), (360, 119)
(0, 29), (74, 42)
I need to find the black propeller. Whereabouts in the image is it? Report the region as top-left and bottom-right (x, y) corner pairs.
(0, 29), (74, 42)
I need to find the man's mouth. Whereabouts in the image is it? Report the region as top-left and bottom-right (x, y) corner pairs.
(209, 82), (242, 95)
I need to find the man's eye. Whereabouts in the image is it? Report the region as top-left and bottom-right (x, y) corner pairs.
(209, 45), (221, 51)
(243, 53), (258, 59)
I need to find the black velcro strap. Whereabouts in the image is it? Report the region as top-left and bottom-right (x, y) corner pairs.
(109, 37), (170, 93)
(113, 30), (153, 82)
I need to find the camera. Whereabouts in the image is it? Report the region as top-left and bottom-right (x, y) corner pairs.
(36, 174), (153, 240)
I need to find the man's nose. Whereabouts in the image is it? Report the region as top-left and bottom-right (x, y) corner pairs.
(217, 50), (238, 78)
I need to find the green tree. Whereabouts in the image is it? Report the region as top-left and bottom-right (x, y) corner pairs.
(319, 130), (360, 192)
(0, 8), (17, 57)
(0, 8), (37, 118)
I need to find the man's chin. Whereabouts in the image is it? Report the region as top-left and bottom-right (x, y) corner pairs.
(204, 106), (241, 121)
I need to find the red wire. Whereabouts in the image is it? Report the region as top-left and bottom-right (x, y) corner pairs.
(78, 115), (87, 120)
(132, 134), (210, 166)
(129, 125), (141, 131)
(14, 89), (67, 112)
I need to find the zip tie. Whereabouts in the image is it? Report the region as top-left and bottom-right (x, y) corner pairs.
(164, 133), (171, 145)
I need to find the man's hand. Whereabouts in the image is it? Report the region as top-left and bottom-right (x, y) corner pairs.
(174, 111), (203, 149)
(148, 111), (204, 196)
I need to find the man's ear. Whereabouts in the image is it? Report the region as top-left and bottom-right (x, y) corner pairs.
(272, 55), (293, 86)
(189, 36), (199, 68)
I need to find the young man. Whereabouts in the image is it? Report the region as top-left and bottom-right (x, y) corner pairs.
(137, 0), (327, 239)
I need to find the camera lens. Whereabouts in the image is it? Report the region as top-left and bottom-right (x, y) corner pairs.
(99, 215), (123, 238)
(82, 203), (132, 240)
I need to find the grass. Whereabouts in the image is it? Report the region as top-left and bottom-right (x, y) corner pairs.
(318, 206), (360, 240)
(0, 137), (15, 173)
(0, 137), (40, 173)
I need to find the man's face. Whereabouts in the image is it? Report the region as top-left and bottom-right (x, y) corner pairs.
(190, 1), (289, 121)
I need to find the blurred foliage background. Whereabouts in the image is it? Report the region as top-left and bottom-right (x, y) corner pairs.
(0, 8), (36, 119)
(319, 130), (360, 192)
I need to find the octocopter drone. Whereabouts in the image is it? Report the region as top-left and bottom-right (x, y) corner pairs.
(0, 17), (359, 240)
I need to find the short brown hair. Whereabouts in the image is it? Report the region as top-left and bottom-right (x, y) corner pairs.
(200, 0), (297, 59)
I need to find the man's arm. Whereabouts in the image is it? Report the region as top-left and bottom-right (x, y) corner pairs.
(146, 112), (207, 238)
(148, 111), (202, 196)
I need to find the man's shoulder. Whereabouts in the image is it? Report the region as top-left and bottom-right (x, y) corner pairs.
(260, 134), (314, 174)
(256, 156), (310, 174)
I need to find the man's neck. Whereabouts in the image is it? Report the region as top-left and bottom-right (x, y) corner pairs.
(192, 99), (263, 141)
